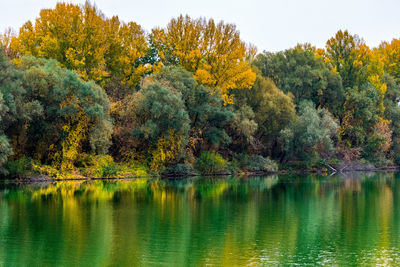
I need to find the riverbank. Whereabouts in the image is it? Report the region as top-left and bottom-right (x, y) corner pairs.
(3, 161), (399, 182)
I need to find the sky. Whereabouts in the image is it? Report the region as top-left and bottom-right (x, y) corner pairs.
(1, 0), (400, 52)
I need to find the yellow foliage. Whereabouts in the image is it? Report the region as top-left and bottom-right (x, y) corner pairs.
(379, 38), (400, 79)
(32, 163), (84, 179)
(11, 2), (150, 87)
(374, 117), (393, 153)
(152, 15), (256, 104)
(59, 115), (88, 172)
(150, 130), (183, 170)
(50, 98), (89, 172)
(340, 106), (354, 137)
(194, 68), (215, 86)
(367, 49), (387, 114)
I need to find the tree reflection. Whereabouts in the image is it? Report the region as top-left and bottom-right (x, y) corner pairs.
(1, 173), (400, 266)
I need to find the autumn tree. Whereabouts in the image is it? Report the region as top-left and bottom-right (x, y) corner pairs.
(379, 38), (400, 82)
(324, 30), (387, 112)
(323, 30), (391, 162)
(103, 16), (152, 96)
(324, 30), (369, 89)
(11, 2), (150, 94)
(151, 15), (256, 104)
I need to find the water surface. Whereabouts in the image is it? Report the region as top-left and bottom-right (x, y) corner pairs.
(1, 173), (400, 266)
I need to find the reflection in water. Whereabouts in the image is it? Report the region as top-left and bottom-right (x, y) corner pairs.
(1, 173), (400, 266)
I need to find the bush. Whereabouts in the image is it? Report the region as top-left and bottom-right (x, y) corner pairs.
(162, 163), (193, 176)
(98, 164), (119, 178)
(263, 157), (279, 172)
(195, 151), (227, 175)
(239, 154), (278, 172)
(227, 158), (240, 174)
(3, 156), (32, 178)
(79, 155), (119, 178)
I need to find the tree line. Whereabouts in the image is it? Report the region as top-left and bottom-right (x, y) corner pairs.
(1, 2), (400, 177)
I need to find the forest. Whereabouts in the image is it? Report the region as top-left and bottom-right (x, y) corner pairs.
(1, 2), (400, 178)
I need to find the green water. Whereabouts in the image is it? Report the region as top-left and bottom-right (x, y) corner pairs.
(1, 173), (400, 266)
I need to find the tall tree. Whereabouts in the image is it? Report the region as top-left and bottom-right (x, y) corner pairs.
(151, 15), (256, 104)
(379, 38), (400, 83)
(254, 45), (344, 117)
(324, 30), (368, 89)
(11, 2), (150, 93)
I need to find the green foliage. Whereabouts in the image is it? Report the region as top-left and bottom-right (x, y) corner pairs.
(146, 66), (234, 151)
(228, 105), (258, 151)
(340, 83), (380, 147)
(233, 67), (297, 155)
(0, 49), (112, 170)
(98, 165), (119, 178)
(0, 48), (25, 126)
(134, 82), (190, 143)
(280, 101), (338, 165)
(129, 80), (190, 171)
(227, 158), (240, 174)
(362, 134), (388, 166)
(0, 135), (13, 168)
(0, 49), (22, 166)
(254, 46), (344, 117)
(383, 74), (400, 164)
(25, 56), (111, 155)
(195, 151), (227, 175)
(325, 30), (367, 89)
(3, 156), (31, 178)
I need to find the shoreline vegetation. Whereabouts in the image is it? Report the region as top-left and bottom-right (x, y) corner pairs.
(2, 2), (400, 180)
(6, 162), (400, 182)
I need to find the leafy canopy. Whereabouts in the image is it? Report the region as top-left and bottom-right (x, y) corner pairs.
(151, 15), (256, 104)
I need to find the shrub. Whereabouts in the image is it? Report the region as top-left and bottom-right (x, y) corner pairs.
(195, 151), (227, 175)
(3, 156), (32, 178)
(227, 158), (240, 174)
(162, 163), (193, 176)
(239, 154), (278, 172)
(80, 155), (119, 178)
(263, 157), (279, 172)
(98, 164), (119, 178)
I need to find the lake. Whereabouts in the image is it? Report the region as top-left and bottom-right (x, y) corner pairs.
(1, 173), (400, 266)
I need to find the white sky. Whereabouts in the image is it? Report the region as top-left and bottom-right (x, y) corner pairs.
(1, 0), (400, 52)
